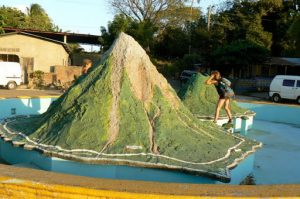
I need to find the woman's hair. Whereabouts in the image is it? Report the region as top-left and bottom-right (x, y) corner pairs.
(83, 59), (92, 66)
(211, 70), (221, 79)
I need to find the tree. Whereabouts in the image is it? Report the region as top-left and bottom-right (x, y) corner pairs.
(110, 0), (182, 23)
(109, 0), (200, 27)
(260, 0), (299, 56)
(213, 0), (272, 49)
(212, 40), (269, 66)
(99, 14), (133, 51)
(0, 6), (26, 29)
(25, 4), (56, 31)
(100, 14), (157, 53)
(287, 16), (300, 56)
(154, 26), (189, 58)
(0, 4), (59, 32)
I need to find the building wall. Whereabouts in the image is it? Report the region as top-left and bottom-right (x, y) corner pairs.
(42, 65), (82, 86)
(0, 34), (69, 72)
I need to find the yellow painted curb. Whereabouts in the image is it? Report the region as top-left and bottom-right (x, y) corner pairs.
(0, 176), (202, 199)
(16, 96), (33, 99)
(31, 95), (60, 99)
(0, 175), (299, 199)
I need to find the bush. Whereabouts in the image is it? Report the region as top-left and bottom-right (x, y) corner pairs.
(32, 70), (44, 88)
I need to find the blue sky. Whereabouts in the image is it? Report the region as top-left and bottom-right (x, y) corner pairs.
(1, 0), (222, 35)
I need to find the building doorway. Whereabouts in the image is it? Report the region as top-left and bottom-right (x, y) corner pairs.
(21, 57), (34, 84)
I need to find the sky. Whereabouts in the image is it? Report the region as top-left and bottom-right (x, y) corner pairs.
(1, 0), (222, 51)
(1, 0), (223, 35)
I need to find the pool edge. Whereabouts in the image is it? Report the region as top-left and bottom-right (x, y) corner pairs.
(0, 163), (299, 198)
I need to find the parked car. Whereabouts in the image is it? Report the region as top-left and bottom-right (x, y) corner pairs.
(269, 75), (300, 104)
(180, 70), (198, 83)
(0, 62), (22, 89)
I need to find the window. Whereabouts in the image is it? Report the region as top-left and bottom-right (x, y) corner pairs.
(297, 80), (300, 88)
(282, 79), (295, 87)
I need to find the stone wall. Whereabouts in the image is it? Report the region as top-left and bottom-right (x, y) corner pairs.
(43, 65), (82, 86)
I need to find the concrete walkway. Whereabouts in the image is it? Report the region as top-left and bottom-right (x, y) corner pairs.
(0, 89), (61, 98)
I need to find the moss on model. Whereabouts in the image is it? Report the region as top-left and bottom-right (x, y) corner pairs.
(178, 74), (252, 118)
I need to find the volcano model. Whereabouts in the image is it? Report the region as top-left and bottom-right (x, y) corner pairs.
(0, 33), (260, 182)
(178, 74), (255, 119)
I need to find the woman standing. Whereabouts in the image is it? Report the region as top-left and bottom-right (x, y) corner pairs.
(205, 71), (234, 123)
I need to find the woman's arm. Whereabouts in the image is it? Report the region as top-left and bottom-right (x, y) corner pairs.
(205, 75), (218, 85)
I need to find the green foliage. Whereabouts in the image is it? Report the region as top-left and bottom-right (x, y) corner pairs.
(180, 53), (202, 68)
(214, 0), (273, 49)
(178, 73), (249, 117)
(109, 0), (199, 27)
(0, 15), (4, 34)
(127, 20), (157, 52)
(151, 58), (178, 77)
(212, 40), (269, 66)
(103, 0), (300, 70)
(25, 4), (57, 31)
(68, 43), (84, 54)
(0, 6), (26, 29)
(100, 14), (157, 52)
(154, 26), (189, 58)
(0, 4), (59, 32)
(287, 16), (300, 56)
(32, 70), (45, 88)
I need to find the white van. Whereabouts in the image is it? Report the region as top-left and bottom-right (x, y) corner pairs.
(269, 75), (300, 104)
(0, 62), (22, 90)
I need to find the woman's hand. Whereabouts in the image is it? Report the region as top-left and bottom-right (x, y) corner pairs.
(205, 75), (218, 85)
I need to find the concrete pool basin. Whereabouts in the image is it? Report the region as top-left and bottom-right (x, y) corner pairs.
(0, 96), (300, 185)
(0, 96), (258, 185)
(0, 96), (300, 197)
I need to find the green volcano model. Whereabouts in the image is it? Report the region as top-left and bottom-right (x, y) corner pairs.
(178, 74), (254, 118)
(0, 33), (260, 182)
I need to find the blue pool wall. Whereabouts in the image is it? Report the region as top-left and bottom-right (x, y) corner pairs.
(0, 97), (57, 119)
(238, 102), (300, 125)
(0, 138), (217, 184)
(0, 137), (254, 184)
(0, 97), (255, 184)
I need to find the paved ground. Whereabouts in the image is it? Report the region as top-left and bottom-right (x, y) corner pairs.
(0, 88), (62, 98)
(1, 88), (299, 107)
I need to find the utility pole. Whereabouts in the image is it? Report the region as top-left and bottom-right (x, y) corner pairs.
(189, 0), (194, 55)
(189, 0), (200, 55)
(207, 5), (212, 31)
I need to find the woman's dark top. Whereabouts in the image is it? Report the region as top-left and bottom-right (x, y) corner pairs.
(214, 78), (234, 99)
(215, 79), (226, 99)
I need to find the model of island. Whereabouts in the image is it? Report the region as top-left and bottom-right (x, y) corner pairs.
(0, 33), (261, 182)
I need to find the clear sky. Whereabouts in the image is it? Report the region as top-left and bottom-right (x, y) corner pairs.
(1, 0), (223, 35)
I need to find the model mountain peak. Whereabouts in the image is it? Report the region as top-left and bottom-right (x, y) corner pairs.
(3, 33), (260, 181)
(108, 32), (179, 107)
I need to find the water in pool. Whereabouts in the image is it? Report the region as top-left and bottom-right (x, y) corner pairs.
(247, 120), (300, 184)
